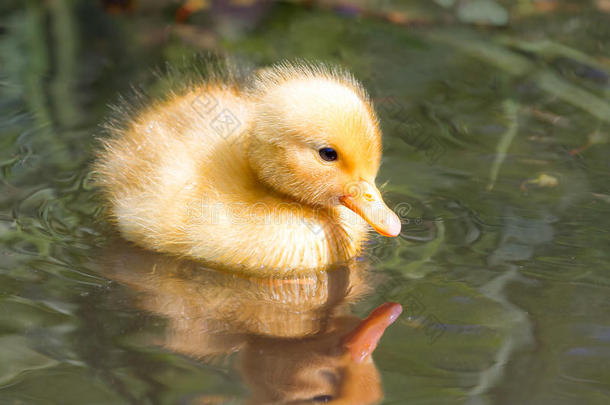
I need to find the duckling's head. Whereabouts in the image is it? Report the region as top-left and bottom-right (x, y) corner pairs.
(248, 63), (401, 237)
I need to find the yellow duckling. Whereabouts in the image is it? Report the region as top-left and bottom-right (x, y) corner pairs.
(93, 60), (401, 273)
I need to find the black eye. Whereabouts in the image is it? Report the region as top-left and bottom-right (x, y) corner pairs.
(311, 395), (333, 402)
(319, 147), (338, 162)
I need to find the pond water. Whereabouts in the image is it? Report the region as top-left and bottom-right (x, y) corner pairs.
(1, 1), (609, 404)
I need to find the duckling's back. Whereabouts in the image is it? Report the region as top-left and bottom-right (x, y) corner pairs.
(93, 82), (252, 253)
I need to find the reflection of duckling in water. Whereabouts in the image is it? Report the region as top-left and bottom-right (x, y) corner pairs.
(92, 59), (401, 274)
(99, 244), (402, 404)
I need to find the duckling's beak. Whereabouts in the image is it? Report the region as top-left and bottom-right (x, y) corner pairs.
(341, 302), (403, 363)
(339, 181), (401, 237)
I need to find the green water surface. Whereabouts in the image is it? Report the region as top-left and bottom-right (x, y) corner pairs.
(1, 1), (609, 404)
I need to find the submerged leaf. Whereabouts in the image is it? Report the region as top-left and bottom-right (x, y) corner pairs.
(520, 173), (559, 191)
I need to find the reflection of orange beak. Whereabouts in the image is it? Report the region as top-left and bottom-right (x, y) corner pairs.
(340, 181), (401, 237)
(342, 302), (403, 363)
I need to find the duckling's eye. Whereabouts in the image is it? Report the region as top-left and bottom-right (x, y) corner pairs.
(319, 147), (338, 162)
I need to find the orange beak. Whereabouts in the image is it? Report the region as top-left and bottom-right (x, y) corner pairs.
(339, 181), (401, 237)
(341, 302), (403, 363)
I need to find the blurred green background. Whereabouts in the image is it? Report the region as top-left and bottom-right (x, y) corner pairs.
(1, 0), (610, 404)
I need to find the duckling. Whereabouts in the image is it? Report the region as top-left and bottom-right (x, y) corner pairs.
(98, 243), (402, 404)
(93, 60), (401, 273)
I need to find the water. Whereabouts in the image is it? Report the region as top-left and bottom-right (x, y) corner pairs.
(1, 1), (609, 404)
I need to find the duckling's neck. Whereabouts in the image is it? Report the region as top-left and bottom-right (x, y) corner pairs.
(224, 132), (370, 273)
